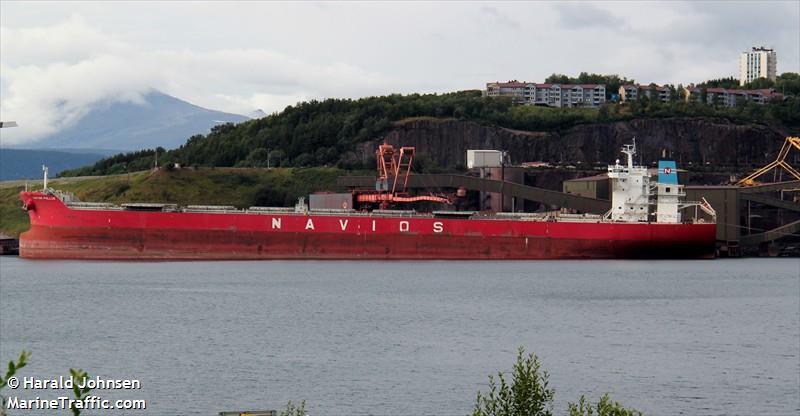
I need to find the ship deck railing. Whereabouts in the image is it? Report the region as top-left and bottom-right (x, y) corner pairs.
(247, 207), (295, 213)
(122, 203), (179, 212)
(371, 209), (419, 217)
(309, 208), (356, 214)
(433, 211), (476, 219)
(185, 205), (237, 212)
(67, 202), (123, 210)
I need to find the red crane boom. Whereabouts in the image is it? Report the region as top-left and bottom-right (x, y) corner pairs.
(357, 143), (450, 209)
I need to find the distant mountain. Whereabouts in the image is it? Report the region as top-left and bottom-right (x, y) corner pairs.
(0, 149), (106, 180)
(24, 90), (249, 151)
(247, 109), (268, 119)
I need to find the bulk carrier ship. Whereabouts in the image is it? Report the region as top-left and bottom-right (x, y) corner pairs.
(18, 141), (717, 260)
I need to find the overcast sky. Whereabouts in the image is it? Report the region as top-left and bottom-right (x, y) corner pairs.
(1, 1), (798, 144)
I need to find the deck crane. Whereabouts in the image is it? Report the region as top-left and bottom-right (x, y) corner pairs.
(355, 143), (451, 209)
(736, 136), (800, 186)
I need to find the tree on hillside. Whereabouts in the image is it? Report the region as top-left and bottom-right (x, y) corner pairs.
(744, 77), (774, 90)
(242, 147), (270, 167)
(268, 149), (286, 167)
(545, 73), (572, 84)
(697, 77), (739, 89)
(597, 104), (611, 122)
(668, 84), (679, 102)
(675, 84), (686, 102)
(775, 72), (800, 96)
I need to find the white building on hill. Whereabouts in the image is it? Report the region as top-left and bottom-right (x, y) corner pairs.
(739, 46), (777, 86)
(484, 81), (606, 108)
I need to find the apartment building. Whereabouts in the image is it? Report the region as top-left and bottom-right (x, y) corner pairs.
(739, 46), (777, 86)
(484, 81), (606, 108)
(483, 80), (529, 104)
(619, 84), (671, 103)
(685, 87), (783, 107)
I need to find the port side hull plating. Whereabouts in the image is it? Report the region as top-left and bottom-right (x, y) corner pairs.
(19, 192), (717, 260)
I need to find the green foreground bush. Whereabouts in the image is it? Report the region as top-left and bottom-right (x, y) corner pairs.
(473, 347), (642, 416)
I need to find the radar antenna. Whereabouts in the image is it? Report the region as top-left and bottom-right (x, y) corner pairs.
(621, 138), (636, 169)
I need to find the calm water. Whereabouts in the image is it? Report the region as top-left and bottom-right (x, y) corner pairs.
(0, 258), (798, 415)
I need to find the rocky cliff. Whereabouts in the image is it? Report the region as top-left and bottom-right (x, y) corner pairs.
(369, 117), (792, 171)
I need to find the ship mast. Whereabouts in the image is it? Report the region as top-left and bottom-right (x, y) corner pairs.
(42, 165), (49, 191)
(621, 138), (635, 170)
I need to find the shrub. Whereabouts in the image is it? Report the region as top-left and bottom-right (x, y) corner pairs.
(473, 347), (555, 416)
(568, 394), (643, 416)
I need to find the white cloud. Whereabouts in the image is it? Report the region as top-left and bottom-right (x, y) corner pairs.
(1, 54), (157, 143)
(0, 15), (400, 145)
(0, 2), (798, 146)
(0, 14), (130, 66)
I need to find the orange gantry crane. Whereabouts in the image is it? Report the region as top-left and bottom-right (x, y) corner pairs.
(355, 143), (451, 209)
(737, 136), (800, 186)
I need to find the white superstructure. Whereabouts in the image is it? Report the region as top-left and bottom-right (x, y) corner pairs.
(655, 180), (683, 223)
(606, 140), (715, 224)
(607, 140), (650, 222)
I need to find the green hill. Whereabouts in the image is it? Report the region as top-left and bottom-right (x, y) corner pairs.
(59, 89), (800, 177)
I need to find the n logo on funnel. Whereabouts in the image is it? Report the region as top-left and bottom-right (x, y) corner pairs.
(658, 160), (677, 184)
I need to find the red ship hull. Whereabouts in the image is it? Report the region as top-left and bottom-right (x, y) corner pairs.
(19, 192), (717, 260)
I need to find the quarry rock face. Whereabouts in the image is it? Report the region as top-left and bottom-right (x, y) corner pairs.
(371, 117), (790, 170)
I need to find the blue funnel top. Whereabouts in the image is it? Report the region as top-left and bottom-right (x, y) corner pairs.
(658, 160), (678, 184)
